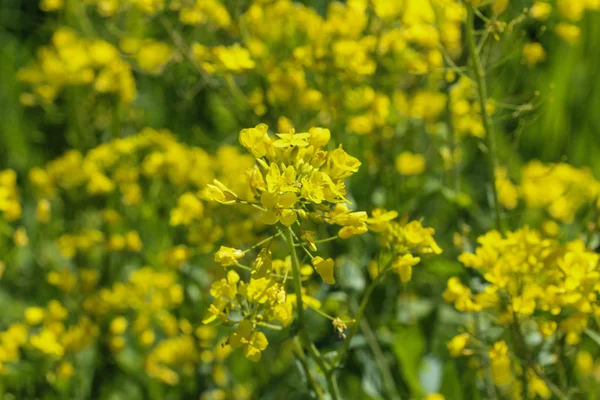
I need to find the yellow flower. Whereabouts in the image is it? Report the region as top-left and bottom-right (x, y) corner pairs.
(402, 221), (442, 254)
(539, 321), (557, 338)
(170, 192), (204, 226)
(392, 254), (421, 283)
(109, 335), (125, 353)
(555, 23), (581, 45)
(229, 320), (268, 362)
(13, 227), (28, 248)
(140, 329), (156, 346)
(522, 42), (547, 67)
(277, 116), (294, 133)
(530, 2), (553, 20)
(110, 317), (128, 335)
(239, 124), (271, 157)
(25, 307), (46, 325)
(366, 209), (398, 232)
(213, 44), (255, 73)
(557, 0), (585, 21)
(308, 127), (331, 148)
(424, 394), (445, 400)
(495, 167), (518, 209)
(529, 369), (552, 398)
(205, 179), (238, 205)
(541, 220), (559, 237)
(312, 256), (335, 284)
(56, 361), (74, 378)
(395, 151), (425, 176)
(447, 333), (471, 357)
(325, 145), (361, 180)
(576, 351), (594, 377)
(36, 199), (51, 223)
(328, 204), (368, 239)
(492, 0), (509, 14)
(489, 341), (513, 386)
(273, 129), (311, 148)
(135, 41), (172, 74)
(40, 0), (63, 11)
(251, 248), (273, 279)
(30, 329), (64, 357)
(125, 231), (143, 252)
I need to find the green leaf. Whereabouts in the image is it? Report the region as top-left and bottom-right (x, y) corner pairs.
(426, 259), (465, 278)
(392, 325), (425, 397)
(439, 360), (464, 400)
(584, 328), (600, 347)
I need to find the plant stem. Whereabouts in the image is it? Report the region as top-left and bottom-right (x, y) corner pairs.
(112, 104), (121, 140)
(445, 81), (460, 195)
(556, 336), (568, 392)
(359, 310), (401, 400)
(294, 338), (325, 400)
(333, 275), (382, 367)
(510, 320), (530, 400)
(475, 314), (498, 400)
(284, 228), (306, 328)
(466, 4), (504, 233)
(533, 368), (570, 400)
(283, 227), (341, 400)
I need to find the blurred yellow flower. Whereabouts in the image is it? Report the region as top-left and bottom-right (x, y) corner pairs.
(395, 152), (426, 176)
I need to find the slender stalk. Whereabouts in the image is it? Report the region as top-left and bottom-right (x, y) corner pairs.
(284, 228), (306, 328)
(333, 275), (382, 367)
(466, 4), (504, 233)
(294, 235), (339, 247)
(257, 322), (283, 331)
(555, 336), (568, 392)
(294, 338), (325, 400)
(112, 104), (121, 140)
(532, 368), (570, 400)
(445, 82), (460, 195)
(359, 311), (401, 400)
(510, 319), (530, 400)
(243, 232), (281, 254)
(475, 314), (498, 400)
(283, 227), (340, 400)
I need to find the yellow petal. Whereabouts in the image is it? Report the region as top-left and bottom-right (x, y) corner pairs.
(312, 256), (335, 284)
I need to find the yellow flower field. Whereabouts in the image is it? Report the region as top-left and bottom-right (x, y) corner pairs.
(1, 0), (600, 398)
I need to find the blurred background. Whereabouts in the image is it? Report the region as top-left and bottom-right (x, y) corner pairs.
(2, 0), (600, 174)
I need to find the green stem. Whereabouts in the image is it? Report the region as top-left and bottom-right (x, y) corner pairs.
(283, 227), (307, 327)
(532, 368), (570, 400)
(112, 104), (121, 140)
(293, 338), (325, 400)
(294, 235), (339, 247)
(466, 4), (504, 233)
(283, 227), (340, 400)
(510, 320), (530, 400)
(445, 80), (460, 195)
(333, 275), (382, 367)
(359, 312), (401, 400)
(243, 232), (281, 254)
(475, 314), (498, 400)
(556, 336), (568, 392)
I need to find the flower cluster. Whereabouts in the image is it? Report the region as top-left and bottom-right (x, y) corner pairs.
(0, 301), (97, 378)
(18, 27), (136, 105)
(210, 124), (363, 235)
(367, 209), (442, 282)
(203, 124), (369, 360)
(520, 161), (600, 222)
(203, 124), (442, 367)
(445, 227), (600, 396)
